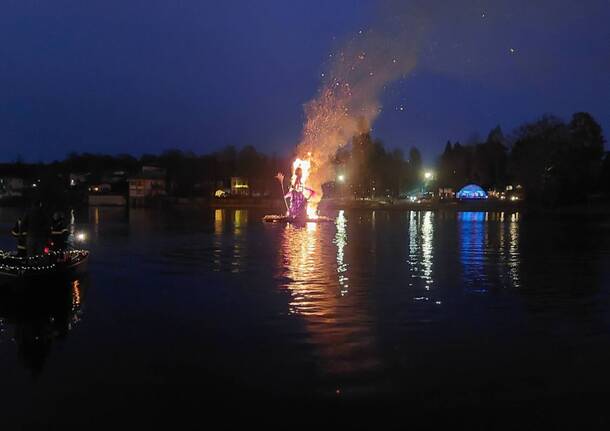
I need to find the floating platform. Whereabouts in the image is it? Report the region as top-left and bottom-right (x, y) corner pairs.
(263, 214), (335, 223)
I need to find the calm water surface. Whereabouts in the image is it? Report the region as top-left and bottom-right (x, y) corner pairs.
(1, 207), (609, 425)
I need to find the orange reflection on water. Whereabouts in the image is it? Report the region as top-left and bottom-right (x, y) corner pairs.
(213, 209), (247, 273)
(232, 210), (247, 272)
(234, 210), (247, 232)
(278, 216), (380, 384)
(212, 209), (224, 271)
(280, 223), (327, 317)
(72, 279), (81, 310)
(70, 278), (85, 327)
(214, 209), (224, 235)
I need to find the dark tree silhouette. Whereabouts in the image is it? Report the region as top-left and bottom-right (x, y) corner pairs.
(510, 113), (605, 204)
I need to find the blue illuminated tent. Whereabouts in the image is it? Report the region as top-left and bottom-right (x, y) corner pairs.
(456, 184), (488, 200)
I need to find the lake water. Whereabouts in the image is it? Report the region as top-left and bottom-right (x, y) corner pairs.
(1, 207), (610, 427)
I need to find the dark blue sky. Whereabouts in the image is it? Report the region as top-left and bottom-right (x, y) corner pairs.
(1, 0), (608, 162)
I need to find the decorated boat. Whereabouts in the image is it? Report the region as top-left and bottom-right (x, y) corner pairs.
(0, 249), (89, 284)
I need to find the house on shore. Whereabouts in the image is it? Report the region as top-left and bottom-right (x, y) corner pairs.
(0, 177), (24, 198)
(230, 177), (249, 196)
(0, 163), (31, 204)
(128, 166), (167, 206)
(87, 171), (130, 206)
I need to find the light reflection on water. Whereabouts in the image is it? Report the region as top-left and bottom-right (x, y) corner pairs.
(459, 211), (521, 292)
(231, 210), (247, 272)
(272, 209), (531, 391)
(213, 209), (224, 271)
(278, 214), (380, 382)
(459, 211), (488, 292)
(212, 208), (248, 273)
(1, 206), (609, 410)
(334, 210), (349, 296)
(503, 213), (521, 288)
(280, 221), (327, 317)
(408, 211), (434, 291)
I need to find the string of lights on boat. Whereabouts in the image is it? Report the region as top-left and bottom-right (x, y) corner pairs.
(0, 250), (88, 273)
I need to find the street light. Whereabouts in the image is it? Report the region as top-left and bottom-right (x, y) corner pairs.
(337, 174), (345, 183)
(424, 171), (434, 180)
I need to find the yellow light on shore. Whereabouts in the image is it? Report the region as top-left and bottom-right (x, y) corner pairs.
(424, 171), (434, 180)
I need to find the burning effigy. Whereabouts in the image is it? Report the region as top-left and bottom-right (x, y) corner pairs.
(263, 157), (333, 223)
(284, 157), (316, 220)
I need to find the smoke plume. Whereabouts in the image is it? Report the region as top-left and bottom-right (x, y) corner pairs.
(295, 0), (432, 205)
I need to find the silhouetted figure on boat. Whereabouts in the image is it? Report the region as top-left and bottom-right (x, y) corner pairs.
(11, 218), (28, 257)
(50, 212), (69, 251)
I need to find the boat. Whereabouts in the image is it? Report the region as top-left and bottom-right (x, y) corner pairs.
(262, 214), (335, 223)
(0, 249), (89, 284)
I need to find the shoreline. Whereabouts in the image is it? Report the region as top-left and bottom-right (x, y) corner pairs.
(207, 198), (610, 216)
(161, 197), (524, 212)
(186, 197), (610, 216)
(3, 196), (609, 216)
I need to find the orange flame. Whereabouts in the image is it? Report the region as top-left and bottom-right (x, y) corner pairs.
(291, 155), (318, 219)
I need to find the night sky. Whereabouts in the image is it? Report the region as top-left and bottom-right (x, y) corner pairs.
(1, 0), (608, 162)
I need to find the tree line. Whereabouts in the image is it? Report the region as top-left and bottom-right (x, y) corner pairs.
(437, 112), (607, 204)
(334, 111), (607, 205)
(2, 111), (607, 206)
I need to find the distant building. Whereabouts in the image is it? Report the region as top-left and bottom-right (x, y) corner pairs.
(502, 184), (524, 201)
(128, 167), (167, 205)
(101, 171), (127, 185)
(438, 187), (454, 200)
(89, 183), (112, 193)
(456, 184), (488, 200)
(230, 177), (249, 196)
(69, 172), (90, 187)
(0, 177), (24, 197)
